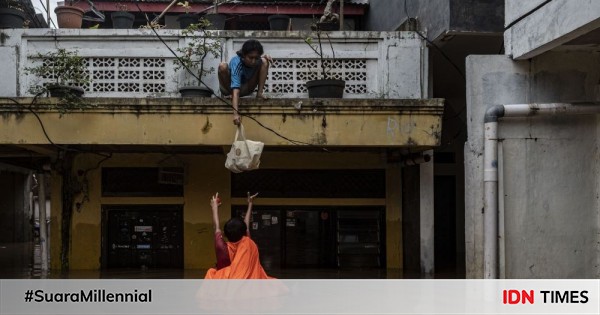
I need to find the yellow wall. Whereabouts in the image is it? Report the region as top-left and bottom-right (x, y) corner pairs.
(57, 151), (403, 270)
(0, 98), (444, 148)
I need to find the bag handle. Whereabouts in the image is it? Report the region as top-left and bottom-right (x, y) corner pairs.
(234, 123), (247, 142)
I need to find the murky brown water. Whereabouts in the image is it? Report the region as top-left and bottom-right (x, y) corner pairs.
(0, 242), (462, 279)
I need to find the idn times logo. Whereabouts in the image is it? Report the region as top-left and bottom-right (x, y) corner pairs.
(502, 290), (589, 304)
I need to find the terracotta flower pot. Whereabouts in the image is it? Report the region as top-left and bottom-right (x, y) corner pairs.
(54, 6), (84, 29)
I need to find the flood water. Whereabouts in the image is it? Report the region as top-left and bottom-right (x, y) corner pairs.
(0, 242), (462, 279)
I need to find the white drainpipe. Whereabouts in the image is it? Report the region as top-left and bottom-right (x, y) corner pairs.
(483, 102), (600, 279)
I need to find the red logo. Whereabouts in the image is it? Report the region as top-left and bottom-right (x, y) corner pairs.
(503, 290), (534, 304)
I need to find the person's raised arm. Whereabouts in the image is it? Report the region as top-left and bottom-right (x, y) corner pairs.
(210, 193), (222, 233)
(245, 192), (259, 235)
(232, 89), (241, 125)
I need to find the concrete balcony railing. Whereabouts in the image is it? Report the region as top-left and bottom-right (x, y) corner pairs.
(0, 29), (428, 100)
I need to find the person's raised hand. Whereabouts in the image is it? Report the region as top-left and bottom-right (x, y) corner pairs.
(247, 191), (259, 203)
(211, 192), (222, 208)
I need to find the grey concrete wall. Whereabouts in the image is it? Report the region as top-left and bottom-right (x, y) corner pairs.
(449, 0), (504, 33)
(366, 0), (503, 40)
(417, 0), (451, 42)
(364, 0), (408, 32)
(0, 30), (22, 97)
(505, 0), (547, 27)
(504, 0), (600, 59)
(364, 0), (449, 41)
(465, 51), (600, 278)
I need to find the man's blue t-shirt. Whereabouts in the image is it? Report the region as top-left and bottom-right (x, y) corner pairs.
(229, 55), (262, 89)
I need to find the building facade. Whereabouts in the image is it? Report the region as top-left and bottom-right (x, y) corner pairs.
(0, 24), (443, 275)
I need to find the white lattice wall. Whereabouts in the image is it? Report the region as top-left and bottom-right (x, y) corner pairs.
(18, 30), (425, 99)
(33, 56), (171, 97)
(89, 57), (167, 94)
(266, 59), (368, 95)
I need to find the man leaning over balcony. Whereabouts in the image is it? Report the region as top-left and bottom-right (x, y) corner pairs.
(218, 39), (273, 125)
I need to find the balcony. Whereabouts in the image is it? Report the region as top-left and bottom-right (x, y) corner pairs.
(0, 29), (443, 148)
(1, 29), (427, 99)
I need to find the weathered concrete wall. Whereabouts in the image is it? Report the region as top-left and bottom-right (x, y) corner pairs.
(365, 0), (450, 41)
(465, 52), (600, 278)
(505, 0), (600, 59)
(0, 29), (428, 99)
(449, 0), (504, 33)
(505, 0), (547, 27)
(0, 45), (18, 97)
(0, 98), (444, 148)
(365, 0), (503, 39)
(364, 0), (407, 32)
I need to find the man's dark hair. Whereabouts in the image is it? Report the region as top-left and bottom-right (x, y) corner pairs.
(237, 39), (264, 57)
(224, 217), (247, 242)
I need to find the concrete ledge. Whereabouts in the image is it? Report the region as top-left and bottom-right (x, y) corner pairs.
(0, 97), (444, 147)
(505, 0), (600, 60)
(0, 97), (444, 115)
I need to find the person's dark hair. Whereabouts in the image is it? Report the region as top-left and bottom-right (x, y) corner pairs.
(224, 217), (247, 242)
(236, 39), (264, 57)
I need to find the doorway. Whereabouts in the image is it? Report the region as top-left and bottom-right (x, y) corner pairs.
(101, 205), (183, 269)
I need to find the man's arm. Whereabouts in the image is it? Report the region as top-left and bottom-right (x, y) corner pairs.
(245, 192), (258, 236)
(211, 193), (221, 233)
(232, 88), (241, 125)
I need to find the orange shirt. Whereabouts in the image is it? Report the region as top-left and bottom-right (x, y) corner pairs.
(205, 236), (273, 279)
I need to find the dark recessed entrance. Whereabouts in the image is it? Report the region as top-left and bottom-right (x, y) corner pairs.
(101, 205), (183, 269)
(233, 206), (385, 270)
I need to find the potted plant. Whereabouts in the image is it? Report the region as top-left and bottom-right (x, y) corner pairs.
(203, 0), (226, 30)
(0, 0), (26, 28)
(54, 1), (85, 28)
(174, 19), (222, 97)
(25, 48), (93, 113)
(176, 1), (198, 29)
(268, 14), (290, 31)
(304, 27), (345, 98)
(268, 6), (290, 31)
(111, 3), (135, 29)
(313, 0), (339, 31)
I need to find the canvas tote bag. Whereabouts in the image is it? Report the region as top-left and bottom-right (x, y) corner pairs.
(225, 124), (264, 173)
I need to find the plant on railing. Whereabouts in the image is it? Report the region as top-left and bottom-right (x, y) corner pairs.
(112, 3), (135, 28)
(173, 18), (222, 97)
(304, 29), (336, 80)
(0, 0), (28, 28)
(303, 26), (345, 98)
(178, 1), (192, 13)
(202, 0), (228, 29)
(25, 48), (94, 114)
(176, 1), (198, 28)
(311, 0), (339, 31)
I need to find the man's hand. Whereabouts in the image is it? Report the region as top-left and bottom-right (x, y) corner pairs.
(233, 114), (241, 125)
(262, 54), (273, 65)
(247, 191), (259, 203)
